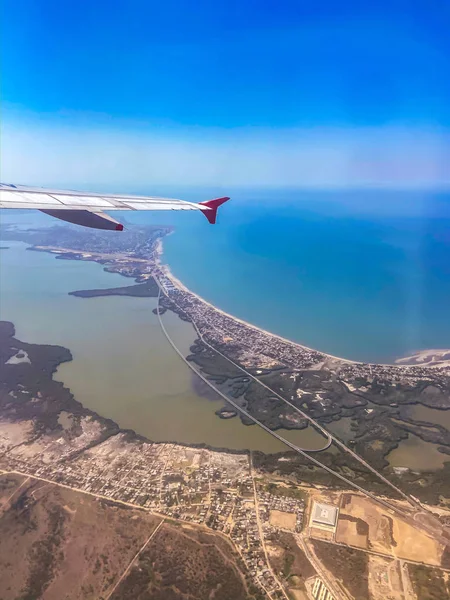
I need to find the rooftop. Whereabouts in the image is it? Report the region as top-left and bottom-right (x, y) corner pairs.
(311, 502), (338, 527)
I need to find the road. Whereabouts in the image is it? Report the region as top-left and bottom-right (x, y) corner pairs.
(399, 559), (416, 600)
(0, 468), (243, 549)
(249, 452), (290, 600)
(155, 286), (408, 515)
(0, 469), (273, 600)
(155, 282), (413, 515)
(296, 533), (349, 600)
(1, 475), (30, 509)
(29, 241), (442, 514)
(305, 535), (450, 573)
(154, 286), (332, 456)
(156, 279), (450, 546)
(104, 518), (165, 600)
(163, 282), (415, 506)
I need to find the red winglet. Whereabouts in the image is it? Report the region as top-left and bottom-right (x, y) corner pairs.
(198, 196), (230, 224)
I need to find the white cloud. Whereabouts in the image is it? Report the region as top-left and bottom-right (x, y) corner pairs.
(1, 113), (449, 190)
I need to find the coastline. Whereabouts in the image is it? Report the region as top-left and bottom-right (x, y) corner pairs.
(2, 325), (450, 597)
(395, 349), (450, 369)
(23, 235), (450, 372)
(160, 241), (450, 369)
(9, 229), (450, 369)
(0, 319), (251, 458)
(31, 239), (354, 365)
(3, 228), (450, 470)
(159, 244), (356, 365)
(0, 240), (334, 453)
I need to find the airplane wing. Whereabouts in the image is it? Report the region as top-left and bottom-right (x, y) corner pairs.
(0, 183), (230, 230)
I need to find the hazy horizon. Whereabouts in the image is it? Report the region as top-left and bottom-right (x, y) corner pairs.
(2, 1), (449, 192)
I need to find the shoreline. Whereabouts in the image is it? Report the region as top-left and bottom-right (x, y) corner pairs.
(158, 241), (450, 369)
(3, 224), (450, 368)
(30, 240), (354, 364)
(166, 269), (355, 365)
(28, 237), (450, 369)
(0, 319), (253, 458)
(395, 349), (450, 368)
(3, 234), (450, 480)
(158, 242), (356, 365)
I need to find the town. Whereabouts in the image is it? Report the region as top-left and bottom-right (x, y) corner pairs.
(1, 423), (302, 598)
(2, 222), (450, 599)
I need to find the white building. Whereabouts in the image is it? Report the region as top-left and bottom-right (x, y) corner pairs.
(310, 501), (339, 531)
(312, 577), (334, 600)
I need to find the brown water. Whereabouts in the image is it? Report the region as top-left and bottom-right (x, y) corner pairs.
(387, 432), (449, 470)
(385, 404), (450, 470)
(0, 242), (326, 453)
(326, 417), (355, 443)
(409, 404), (450, 431)
(58, 411), (74, 430)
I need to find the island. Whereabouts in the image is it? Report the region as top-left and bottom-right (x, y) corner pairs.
(69, 279), (159, 298)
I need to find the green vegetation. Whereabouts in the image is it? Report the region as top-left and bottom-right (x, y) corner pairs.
(409, 564), (450, 600)
(110, 523), (256, 600)
(0, 475), (25, 501)
(20, 505), (67, 600)
(188, 341), (243, 379)
(267, 531), (315, 593)
(69, 279), (159, 298)
(265, 482), (306, 501)
(282, 552), (295, 577)
(312, 541), (370, 600)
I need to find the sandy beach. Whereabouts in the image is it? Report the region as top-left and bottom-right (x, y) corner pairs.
(157, 239), (356, 365)
(395, 349), (450, 368)
(158, 240), (450, 370)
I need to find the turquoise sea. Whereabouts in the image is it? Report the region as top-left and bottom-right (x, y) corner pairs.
(123, 188), (450, 363)
(2, 190), (450, 464)
(2, 188), (450, 363)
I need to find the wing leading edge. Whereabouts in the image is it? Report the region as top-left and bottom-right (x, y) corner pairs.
(0, 184), (230, 230)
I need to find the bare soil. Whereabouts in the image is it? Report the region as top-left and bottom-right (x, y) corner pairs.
(0, 479), (255, 600)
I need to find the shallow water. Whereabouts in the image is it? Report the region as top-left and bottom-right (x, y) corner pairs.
(0, 240), (325, 452)
(409, 404), (450, 431)
(387, 432), (449, 471)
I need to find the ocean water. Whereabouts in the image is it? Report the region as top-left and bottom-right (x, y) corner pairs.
(120, 188), (450, 363)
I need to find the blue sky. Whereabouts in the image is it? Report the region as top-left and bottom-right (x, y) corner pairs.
(2, 0), (450, 189)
